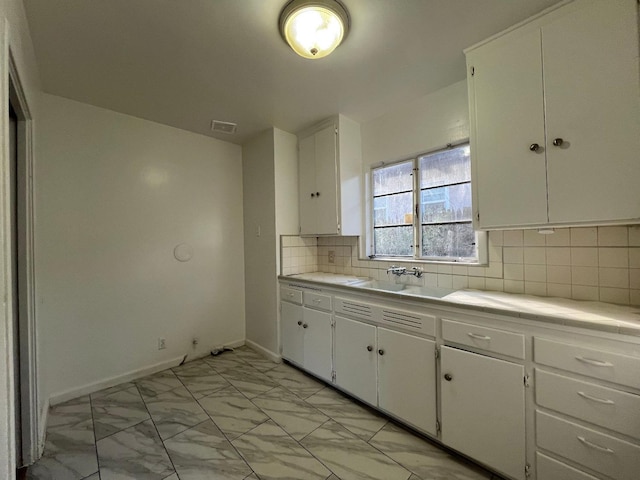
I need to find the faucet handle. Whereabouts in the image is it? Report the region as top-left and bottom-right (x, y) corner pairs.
(412, 266), (423, 278)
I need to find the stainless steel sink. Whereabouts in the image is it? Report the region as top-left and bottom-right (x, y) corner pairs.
(354, 280), (407, 292)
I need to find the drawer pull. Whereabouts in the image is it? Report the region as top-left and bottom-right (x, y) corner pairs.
(467, 332), (491, 341)
(577, 436), (615, 454)
(577, 391), (615, 405)
(313, 299), (322, 303)
(287, 293), (294, 297)
(575, 356), (614, 367)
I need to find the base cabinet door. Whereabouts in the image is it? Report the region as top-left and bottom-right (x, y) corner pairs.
(281, 302), (304, 366)
(303, 308), (333, 382)
(377, 328), (436, 435)
(440, 346), (526, 480)
(334, 316), (377, 405)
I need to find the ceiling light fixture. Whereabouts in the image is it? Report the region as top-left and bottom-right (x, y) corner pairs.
(279, 0), (350, 59)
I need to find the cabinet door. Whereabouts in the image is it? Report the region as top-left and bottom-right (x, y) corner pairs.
(302, 308), (332, 382)
(334, 316), (377, 405)
(281, 302), (304, 366)
(543, 0), (640, 224)
(468, 28), (548, 228)
(377, 328), (436, 435)
(299, 133), (317, 235)
(314, 125), (339, 235)
(441, 346), (525, 480)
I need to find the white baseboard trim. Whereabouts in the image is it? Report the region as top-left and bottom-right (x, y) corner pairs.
(38, 398), (49, 457)
(245, 339), (282, 363)
(48, 355), (185, 406)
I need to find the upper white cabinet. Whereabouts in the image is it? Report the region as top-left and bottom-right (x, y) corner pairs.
(298, 115), (362, 236)
(466, 0), (640, 229)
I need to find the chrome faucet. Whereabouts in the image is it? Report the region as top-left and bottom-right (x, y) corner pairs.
(386, 265), (423, 278)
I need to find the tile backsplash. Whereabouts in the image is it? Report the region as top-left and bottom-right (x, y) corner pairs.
(281, 226), (640, 306)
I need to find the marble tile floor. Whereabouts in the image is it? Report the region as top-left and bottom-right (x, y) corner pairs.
(26, 346), (503, 480)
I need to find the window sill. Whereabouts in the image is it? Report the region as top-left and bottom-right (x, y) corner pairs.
(363, 256), (489, 267)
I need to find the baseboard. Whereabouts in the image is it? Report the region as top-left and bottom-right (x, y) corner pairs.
(245, 339), (282, 363)
(48, 355), (185, 406)
(38, 399), (49, 457)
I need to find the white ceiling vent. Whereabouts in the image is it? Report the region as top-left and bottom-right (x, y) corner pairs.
(210, 120), (237, 134)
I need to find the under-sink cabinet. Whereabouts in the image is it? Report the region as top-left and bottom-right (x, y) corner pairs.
(278, 280), (640, 480)
(334, 315), (437, 435)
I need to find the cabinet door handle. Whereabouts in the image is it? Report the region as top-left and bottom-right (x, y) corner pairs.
(467, 332), (491, 341)
(378, 349), (384, 356)
(577, 391), (615, 405)
(302, 323), (308, 329)
(287, 292), (294, 297)
(444, 373), (453, 381)
(577, 436), (615, 454)
(575, 356), (614, 367)
(313, 298), (321, 303)
(316, 192), (320, 197)
(311, 193), (315, 197)
(552, 138), (564, 147)
(529, 143), (540, 152)
(297, 321), (302, 326)
(366, 345), (373, 352)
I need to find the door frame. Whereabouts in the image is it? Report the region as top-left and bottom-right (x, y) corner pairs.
(0, 16), (39, 473)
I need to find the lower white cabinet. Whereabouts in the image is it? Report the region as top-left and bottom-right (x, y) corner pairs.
(440, 346), (526, 480)
(334, 315), (437, 435)
(280, 298), (332, 382)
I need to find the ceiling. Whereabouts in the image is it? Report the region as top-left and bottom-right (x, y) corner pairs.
(24, 0), (560, 145)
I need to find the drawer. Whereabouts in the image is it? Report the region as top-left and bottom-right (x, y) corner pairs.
(304, 292), (332, 311)
(534, 337), (640, 389)
(536, 452), (599, 480)
(537, 410), (640, 480)
(281, 286), (303, 304)
(536, 369), (640, 440)
(441, 319), (525, 359)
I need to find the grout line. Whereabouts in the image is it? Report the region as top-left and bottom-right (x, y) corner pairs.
(88, 395), (101, 478)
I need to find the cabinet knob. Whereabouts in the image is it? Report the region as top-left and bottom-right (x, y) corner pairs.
(316, 191), (320, 197)
(378, 349), (384, 356)
(552, 138), (564, 147)
(366, 345), (373, 352)
(297, 321), (302, 326)
(444, 373), (453, 382)
(311, 193), (315, 198)
(529, 143), (540, 152)
(302, 323), (308, 329)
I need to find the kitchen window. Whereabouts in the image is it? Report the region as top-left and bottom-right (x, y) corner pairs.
(372, 143), (483, 262)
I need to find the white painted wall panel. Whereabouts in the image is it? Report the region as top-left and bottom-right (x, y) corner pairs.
(35, 93), (245, 402)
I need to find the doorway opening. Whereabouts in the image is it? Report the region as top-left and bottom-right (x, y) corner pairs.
(8, 55), (39, 472)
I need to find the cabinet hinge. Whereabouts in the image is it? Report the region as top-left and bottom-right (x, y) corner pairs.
(331, 318), (336, 328)
(331, 370), (336, 383)
(436, 419), (441, 435)
(524, 374), (530, 388)
(435, 347), (440, 360)
(470, 66), (475, 76)
(279, 303), (282, 313)
(299, 225), (302, 234)
(476, 211), (480, 222)
(525, 463), (531, 478)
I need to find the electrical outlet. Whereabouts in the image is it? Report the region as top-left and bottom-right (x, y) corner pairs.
(158, 338), (166, 350)
(192, 338), (198, 348)
(328, 250), (335, 263)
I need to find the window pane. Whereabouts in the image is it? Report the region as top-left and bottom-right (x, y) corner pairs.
(374, 192), (413, 226)
(374, 226), (413, 256)
(421, 183), (472, 223)
(419, 145), (470, 189)
(421, 223), (476, 259)
(373, 161), (413, 196)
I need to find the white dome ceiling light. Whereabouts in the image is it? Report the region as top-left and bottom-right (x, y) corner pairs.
(279, 0), (350, 59)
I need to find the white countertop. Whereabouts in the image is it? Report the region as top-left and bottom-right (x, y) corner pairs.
(282, 272), (640, 336)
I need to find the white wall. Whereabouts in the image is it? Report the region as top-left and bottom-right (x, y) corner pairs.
(0, 0), (41, 474)
(243, 127), (298, 356)
(361, 80), (469, 168)
(35, 93), (245, 403)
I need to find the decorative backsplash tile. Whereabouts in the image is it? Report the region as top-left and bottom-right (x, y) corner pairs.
(281, 225), (640, 306)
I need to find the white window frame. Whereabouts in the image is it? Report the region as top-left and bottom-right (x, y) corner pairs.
(369, 142), (487, 264)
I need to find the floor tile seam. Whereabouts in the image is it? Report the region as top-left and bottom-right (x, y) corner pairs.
(233, 417), (337, 479)
(93, 416), (150, 443)
(87, 393), (102, 478)
(294, 419), (349, 479)
(253, 385), (332, 423)
(138, 389), (179, 478)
